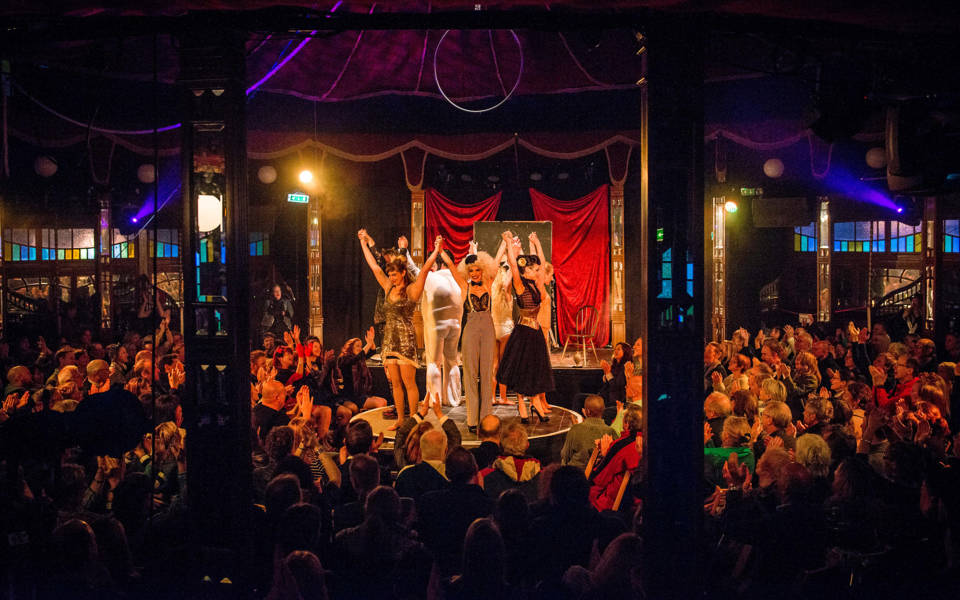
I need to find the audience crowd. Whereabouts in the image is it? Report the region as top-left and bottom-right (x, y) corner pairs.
(2, 304), (960, 599)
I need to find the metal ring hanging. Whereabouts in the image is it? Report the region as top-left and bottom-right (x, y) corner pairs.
(433, 29), (524, 114)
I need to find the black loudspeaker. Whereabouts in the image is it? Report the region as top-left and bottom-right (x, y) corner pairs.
(886, 105), (925, 192)
(751, 197), (814, 228)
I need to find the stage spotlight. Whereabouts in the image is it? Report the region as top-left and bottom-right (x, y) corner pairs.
(298, 169), (314, 184)
(894, 195), (921, 227)
(724, 200), (738, 214)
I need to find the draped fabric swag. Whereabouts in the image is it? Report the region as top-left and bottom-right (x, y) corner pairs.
(530, 185), (610, 347)
(424, 189), (502, 263)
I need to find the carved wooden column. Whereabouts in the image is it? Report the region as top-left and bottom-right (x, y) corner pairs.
(606, 143), (632, 346)
(308, 193), (323, 341)
(922, 197), (939, 335)
(711, 196), (726, 341)
(817, 197), (832, 322)
(97, 192), (113, 332)
(401, 148), (428, 350)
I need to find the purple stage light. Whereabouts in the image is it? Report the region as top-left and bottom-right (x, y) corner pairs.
(896, 207), (904, 213)
(131, 217), (138, 223)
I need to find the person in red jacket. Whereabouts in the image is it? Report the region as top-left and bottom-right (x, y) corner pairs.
(588, 403), (642, 512)
(871, 354), (919, 410)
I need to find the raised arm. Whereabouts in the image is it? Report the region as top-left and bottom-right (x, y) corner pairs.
(406, 236), (443, 302)
(397, 235), (420, 278)
(502, 231), (525, 295)
(529, 231), (546, 265)
(494, 239), (507, 265)
(446, 250), (469, 301)
(358, 230), (390, 292)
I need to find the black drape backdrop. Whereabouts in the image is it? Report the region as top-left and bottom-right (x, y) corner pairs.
(318, 154), (410, 349)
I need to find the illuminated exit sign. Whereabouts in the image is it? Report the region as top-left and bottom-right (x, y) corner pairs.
(740, 187), (763, 197)
(287, 192), (310, 204)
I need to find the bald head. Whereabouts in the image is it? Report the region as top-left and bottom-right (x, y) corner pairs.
(261, 380), (284, 405)
(583, 394), (605, 418)
(420, 429), (448, 461)
(478, 414), (501, 442)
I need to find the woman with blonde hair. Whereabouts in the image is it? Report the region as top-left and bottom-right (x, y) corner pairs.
(445, 241), (498, 433)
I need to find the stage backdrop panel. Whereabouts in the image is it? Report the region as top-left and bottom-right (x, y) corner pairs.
(473, 221), (552, 261)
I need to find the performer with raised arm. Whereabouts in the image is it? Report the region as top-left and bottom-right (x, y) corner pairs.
(443, 240), (498, 433)
(422, 243), (464, 409)
(528, 231), (555, 352)
(360, 230), (443, 430)
(491, 239), (516, 406)
(495, 230), (555, 423)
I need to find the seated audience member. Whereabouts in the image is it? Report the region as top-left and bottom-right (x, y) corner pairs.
(755, 400), (797, 455)
(561, 532), (644, 599)
(266, 550), (329, 600)
(253, 381), (291, 444)
(470, 414), (502, 471)
(730, 389), (759, 427)
(334, 420), (385, 505)
(704, 342), (728, 396)
(392, 396), (462, 470)
(561, 394), (616, 470)
(439, 518), (521, 600)
(332, 454), (380, 533)
(333, 486), (429, 598)
(417, 448), (494, 576)
(703, 392), (732, 447)
(798, 396), (833, 438)
(494, 489), (533, 589)
(481, 423), (541, 503)
(530, 466), (601, 588)
(588, 404), (642, 512)
(704, 416), (755, 488)
(394, 429), (450, 501)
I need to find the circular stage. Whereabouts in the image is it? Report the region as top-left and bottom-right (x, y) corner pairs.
(351, 403), (583, 453)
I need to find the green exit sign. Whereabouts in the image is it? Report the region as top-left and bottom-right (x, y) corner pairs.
(287, 192), (310, 204)
(740, 187), (763, 197)
(656, 228), (664, 242)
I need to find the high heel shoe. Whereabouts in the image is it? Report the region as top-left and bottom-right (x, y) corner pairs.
(531, 403), (550, 423)
(518, 397), (530, 424)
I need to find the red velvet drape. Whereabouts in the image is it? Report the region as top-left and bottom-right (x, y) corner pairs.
(425, 189), (502, 262)
(530, 185), (610, 347)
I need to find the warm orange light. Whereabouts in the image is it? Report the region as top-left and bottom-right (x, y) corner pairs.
(298, 169), (314, 184)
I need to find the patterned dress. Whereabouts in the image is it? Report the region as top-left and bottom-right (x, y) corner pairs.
(381, 286), (419, 367)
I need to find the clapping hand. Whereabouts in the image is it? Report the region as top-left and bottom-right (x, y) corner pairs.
(711, 370), (723, 386)
(704, 422), (714, 445)
(397, 236), (408, 250)
(364, 326), (375, 347)
(600, 359), (611, 374)
(468, 240), (478, 255)
(168, 362), (186, 390)
(292, 325), (301, 344)
(868, 365), (886, 387)
(434, 235), (444, 253)
(722, 452), (750, 490)
(598, 434), (614, 456)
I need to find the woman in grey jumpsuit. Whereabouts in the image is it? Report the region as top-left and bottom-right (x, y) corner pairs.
(443, 242), (497, 432)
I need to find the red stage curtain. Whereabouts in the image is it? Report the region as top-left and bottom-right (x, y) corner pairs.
(530, 185), (610, 347)
(425, 189), (501, 262)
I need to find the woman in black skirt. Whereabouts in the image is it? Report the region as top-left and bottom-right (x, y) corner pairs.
(495, 230), (555, 423)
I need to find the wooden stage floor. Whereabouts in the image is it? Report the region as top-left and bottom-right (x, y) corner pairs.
(365, 347), (613, 410)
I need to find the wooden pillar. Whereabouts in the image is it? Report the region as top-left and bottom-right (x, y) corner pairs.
(609, 181), (626, 345)
(922, 197), (939, 336)
(410, 186), (425, 348)
(606, 142), (632, 347)
(97, 192), (113, 332)
(177, 24), (252, 584)
(641, 14), (705, 599)
(307, 194), (323, 341)
(817, 197), (832, 322)
(711, 196), (726, 341)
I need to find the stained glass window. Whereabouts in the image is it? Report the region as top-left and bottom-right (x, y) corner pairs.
(250, 231), (270, 256)
(658, 248), (672, 299)
(40, 228), (94, 260)
(149, 229), (180, 258)
(794, 222), (817, 252)
(833, 221), (885, 252)
(111, 229), (137, 259)
(944, 220), (959, 253)
(3, 228), (38, 261)
(890, 222), (921, 253)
